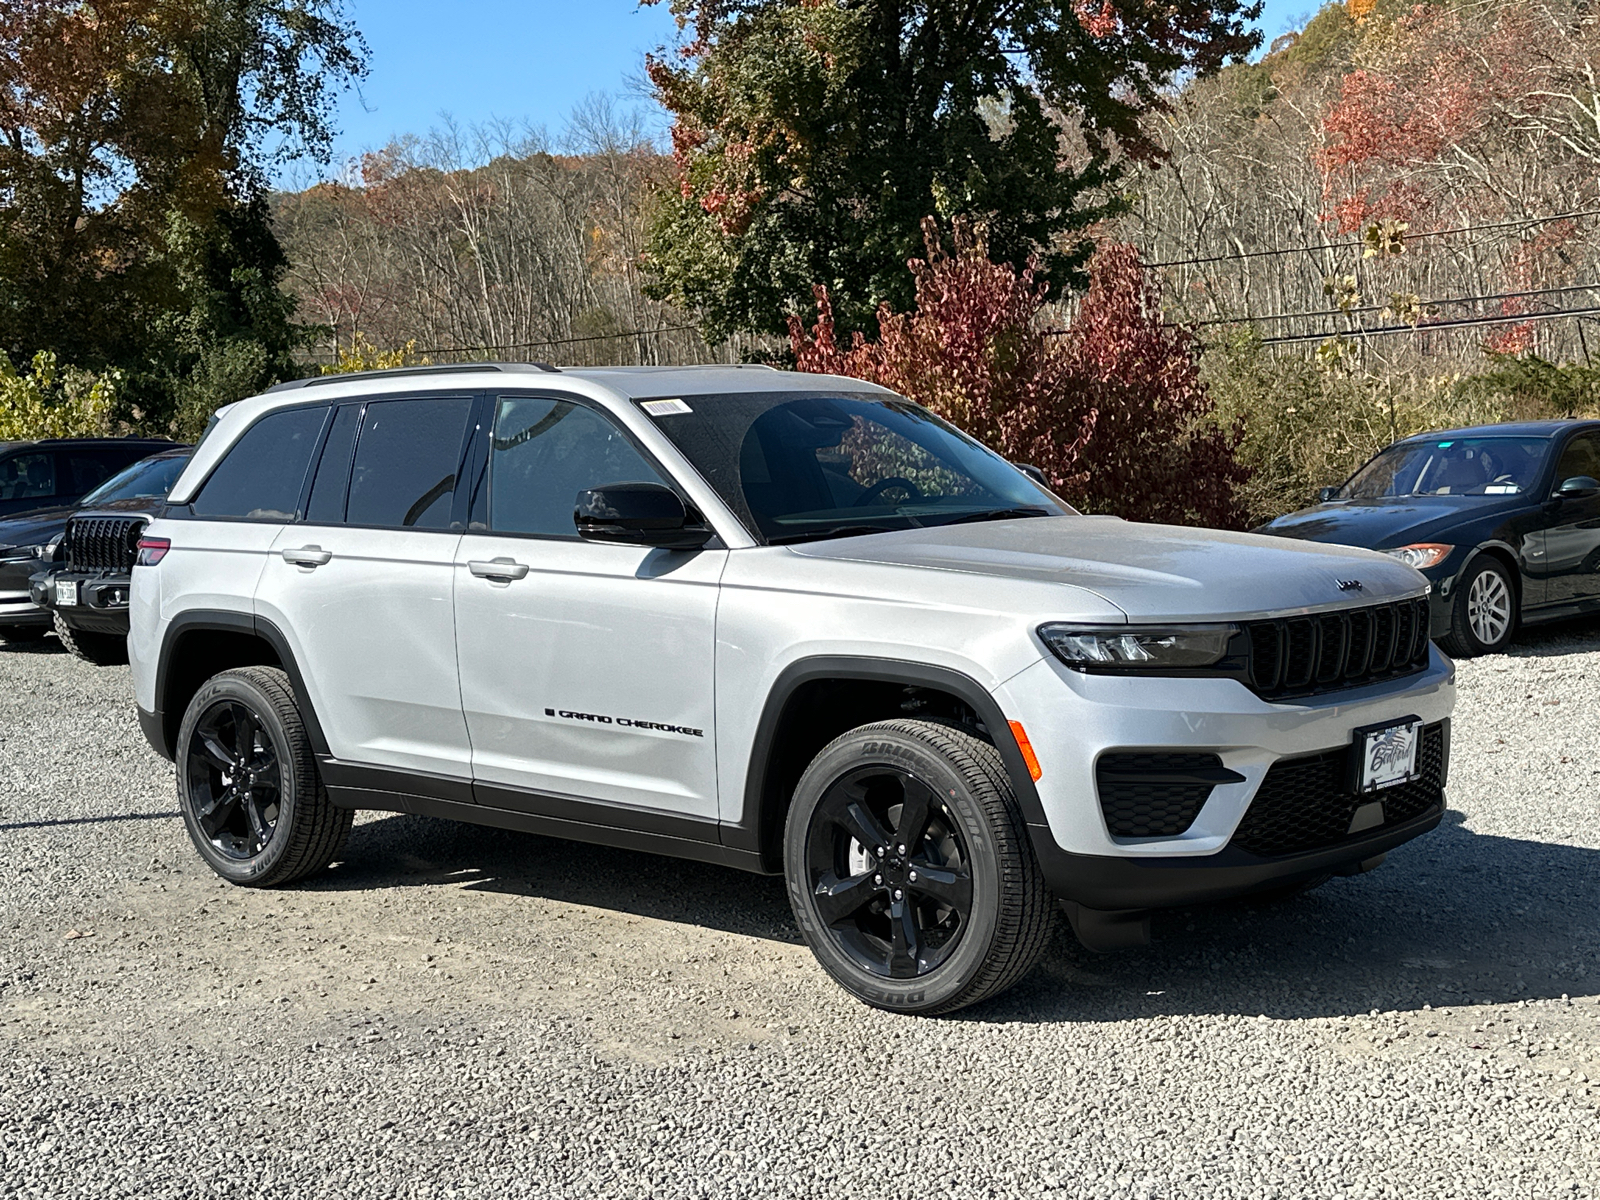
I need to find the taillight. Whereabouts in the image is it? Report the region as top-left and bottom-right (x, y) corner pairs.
(135, 536), (171, 566)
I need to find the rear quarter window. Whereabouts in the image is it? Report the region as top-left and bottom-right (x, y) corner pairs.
(191, 407), (329, 521)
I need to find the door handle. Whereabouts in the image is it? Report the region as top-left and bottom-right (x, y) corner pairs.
(469, 557), (530, 582)
(282, 546), (332, 567)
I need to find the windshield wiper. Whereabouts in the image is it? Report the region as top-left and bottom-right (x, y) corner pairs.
(768, 524), (900, 545)
(936, 506), (1055, 526)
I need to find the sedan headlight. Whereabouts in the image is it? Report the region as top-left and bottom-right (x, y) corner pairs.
(0, 542), (47, 564)
(1383, 543), (1452, 570)
(1038, 623), (1237, 670)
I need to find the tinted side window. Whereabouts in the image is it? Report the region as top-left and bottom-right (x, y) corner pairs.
(192, 407), (329, 521)
(61, 448), (127, 494)
(305, 403), (362, 523)
(346, 398), (474, 529)
(489, 397), (670, 537)
(1556, 434), (1600, 484)
(0, 451), (55, 500)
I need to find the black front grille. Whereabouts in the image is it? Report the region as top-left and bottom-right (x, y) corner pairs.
(1097, 751), (1237, 838)
(64, 515), (144, 574)
(1244, 596), (1431, 700)
(1230, 722), (1447, 858)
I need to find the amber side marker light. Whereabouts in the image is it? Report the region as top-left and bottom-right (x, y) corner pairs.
(1008, 720), (1043, 782)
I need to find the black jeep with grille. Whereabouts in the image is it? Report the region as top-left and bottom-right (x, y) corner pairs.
(28, 449), (191, 663)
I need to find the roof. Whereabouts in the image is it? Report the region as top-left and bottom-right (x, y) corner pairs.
(262, 361), (838, 400)
(1, 436), (175, 451)
(1398, 418), (1600, 442)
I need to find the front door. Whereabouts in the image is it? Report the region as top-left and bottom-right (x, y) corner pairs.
(1541, 431), (1600, 607)
(453, 394), (725, 821)
(254, 394), (479, 779)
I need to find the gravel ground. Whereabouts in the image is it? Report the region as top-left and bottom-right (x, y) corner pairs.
(1, 626), (1598, 1199)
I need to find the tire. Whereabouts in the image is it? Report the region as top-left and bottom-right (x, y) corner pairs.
(175, 666), (351, 887)
(0, 623), (48, 644)
(783, 719), (1055, 1016)
(1439, 557), (1517, 657)
(53, 612), (128, 665)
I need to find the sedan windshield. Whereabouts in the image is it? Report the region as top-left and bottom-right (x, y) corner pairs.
(80, 455), (190, 505)
(636, 391), (1069, 543)
(1340, 436), (1548, 499)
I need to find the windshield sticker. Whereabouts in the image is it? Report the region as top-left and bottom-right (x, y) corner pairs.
(641, 398), (693, 416)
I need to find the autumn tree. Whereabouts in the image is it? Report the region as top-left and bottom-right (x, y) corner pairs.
(644, 0), (1262, 342)
(0, 0), (367, 432)
(791, 222), (1250, 528)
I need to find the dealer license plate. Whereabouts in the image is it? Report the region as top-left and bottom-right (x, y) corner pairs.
(55, 580), (78, 607)
(1355, 718), (1422, 792)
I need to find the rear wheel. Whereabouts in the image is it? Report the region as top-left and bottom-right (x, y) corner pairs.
(1440, 558), (1516, 657)
(784, 719), (1055, 1016)
(176, 666), (350, 887)
(53, 613), (127, 665)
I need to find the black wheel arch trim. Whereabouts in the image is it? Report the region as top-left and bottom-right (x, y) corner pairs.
(147, 610), (329, 761)
(732, 655), (1047, 871)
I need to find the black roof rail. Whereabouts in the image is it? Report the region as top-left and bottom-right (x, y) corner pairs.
(265, 362), (560, 394)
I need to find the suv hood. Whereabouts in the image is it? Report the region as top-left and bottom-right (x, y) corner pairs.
(788, 516), (1426, 622)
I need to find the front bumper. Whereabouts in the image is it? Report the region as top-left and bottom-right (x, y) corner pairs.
(996, 647), (1455, 909)
(29, 570), (133, 635)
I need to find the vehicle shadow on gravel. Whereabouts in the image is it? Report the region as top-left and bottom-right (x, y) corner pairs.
(312, 812), (802, 944)
(0, 636), (63, 655)
(978, 812), (1600, 1025)
(313, 808), (1598, 1024)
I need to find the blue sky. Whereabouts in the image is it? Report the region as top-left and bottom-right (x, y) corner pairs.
(299, 0), (1316, 181)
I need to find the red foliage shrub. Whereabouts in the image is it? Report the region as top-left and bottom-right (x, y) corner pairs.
(790, 221), (1250, 529)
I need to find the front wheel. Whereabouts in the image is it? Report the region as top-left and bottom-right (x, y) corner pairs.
(784, 719), (1055, 1016)
(175, 666), (351, 887)
(1440, 558), (1517, 657)
(53, 613), (127, 664)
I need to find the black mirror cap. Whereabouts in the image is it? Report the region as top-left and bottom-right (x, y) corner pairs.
(574, 482), (713, 549)
(1012, 462), (1049, 487)
(1556, 475), (1600, 499)
(1316, 486), (1343, 503)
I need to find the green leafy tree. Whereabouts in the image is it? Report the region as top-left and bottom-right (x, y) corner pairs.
(643, 0), (1261, 341)
(0, 1), (367, 434)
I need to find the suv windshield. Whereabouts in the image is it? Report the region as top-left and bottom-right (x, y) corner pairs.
(636, 390), (1068, 543)
(80, 454), (190, 505)
(1340, 436), (1548, 499)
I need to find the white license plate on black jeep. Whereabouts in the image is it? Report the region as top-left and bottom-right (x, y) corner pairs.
(1353, 717), (1422, 792)
(55, 580), (78, 607)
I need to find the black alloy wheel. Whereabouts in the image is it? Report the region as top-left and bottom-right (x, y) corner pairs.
(805, 765), (974, 980)
(187, 699), (284, 861)
(785, 719), (1055, 1016)
(175, 666), (350, 886)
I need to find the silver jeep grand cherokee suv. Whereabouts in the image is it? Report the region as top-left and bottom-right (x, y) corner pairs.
(129, 364), (1455, 1015)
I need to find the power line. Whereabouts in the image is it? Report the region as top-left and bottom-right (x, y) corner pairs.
(1191, 281), (1600, 328)
(1256, 304), (1600, 347)
(1143, 209), (1600, 270)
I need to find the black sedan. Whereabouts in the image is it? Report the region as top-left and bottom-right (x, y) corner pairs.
(1259, 420), (1600, 656)
(0, 448), (191, 645)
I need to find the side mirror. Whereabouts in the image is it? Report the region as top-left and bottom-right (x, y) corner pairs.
(1555, 475), (1600, 500)
(575, 482), (712, 550)
(1316, 486), (1342, 503)
(1012, 463), (1049, 487)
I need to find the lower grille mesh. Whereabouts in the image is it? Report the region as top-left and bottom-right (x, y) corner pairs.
(1097, 752), (1226, 838)
(1230, 723), (1447, 857)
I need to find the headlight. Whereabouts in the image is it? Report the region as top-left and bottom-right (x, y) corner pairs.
(0, 543), (46, 563)
(1383, 543), (1452, 570)
(1038, 623), (1237, 670)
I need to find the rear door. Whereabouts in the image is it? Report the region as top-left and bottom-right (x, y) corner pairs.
(1541, 431), (1600, 607)
(452, 392), (725, 822)
(254, 393), (480, 780)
